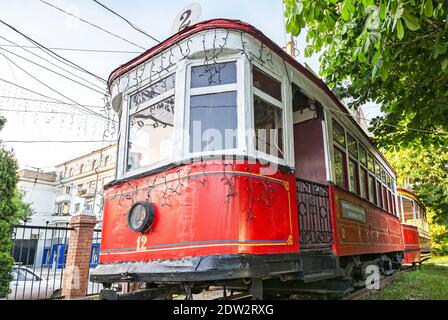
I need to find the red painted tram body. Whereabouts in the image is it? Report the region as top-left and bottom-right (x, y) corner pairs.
(91, 19), (428, 297)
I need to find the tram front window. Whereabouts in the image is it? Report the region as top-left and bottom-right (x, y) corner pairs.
(127, 74), (176, 172)
(252, 66), (284, 159)
(189, 62), (238, 153)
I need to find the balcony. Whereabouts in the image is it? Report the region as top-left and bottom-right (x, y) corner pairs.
(55, 193), (71, 203)
(77, 188), (95, 198)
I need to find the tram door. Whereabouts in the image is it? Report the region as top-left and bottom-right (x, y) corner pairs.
(292, 85), (333, 250)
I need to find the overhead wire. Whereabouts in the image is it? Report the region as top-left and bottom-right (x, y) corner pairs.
(0, 95), (103, 108)
(0, 18), (107, 83)
(0, 53), (113, 122)
(0, 46), (105, 94)
(0, 78), (112, 122)
(39, 0), (147, 50)
(91, 0), (160, 43)
(0, 35), (106, 92)
(0, 43), (142, 54)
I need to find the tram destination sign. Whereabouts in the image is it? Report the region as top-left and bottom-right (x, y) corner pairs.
(341, 200), (366, 223)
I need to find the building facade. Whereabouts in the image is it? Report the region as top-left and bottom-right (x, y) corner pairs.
(53, 144), (116, 228)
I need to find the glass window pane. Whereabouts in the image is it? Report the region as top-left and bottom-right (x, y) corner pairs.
(253, 66), (282, 101)
(254, 95), (284, 158)
(376, 180), (382, 207)
(190, 91), (238, 153)
(347, 134), (358, 158)
(332, 120), (346, 147)
(381, 167), (387, 183)
(127, 96), (175, 171)
(130, 74), (175, 111)
(375, 161), (380, 177)
(334, 147), (347, 188)
(369, 174), (376, 203)
(191, 62), (236, 88)
(368, 154), (374, 172)
(349, 159), (359, 194)
(359, 145), (367, 165)
(360, 168), (367, 199)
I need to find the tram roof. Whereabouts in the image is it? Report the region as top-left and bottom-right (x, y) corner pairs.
(108, 18), (396, 175)
(397, 187), (426, 210)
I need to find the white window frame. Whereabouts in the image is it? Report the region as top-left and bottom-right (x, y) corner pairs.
(183, 55), (247, 159)
(122, 70), (177, 179)
(250, 61), (289, 167)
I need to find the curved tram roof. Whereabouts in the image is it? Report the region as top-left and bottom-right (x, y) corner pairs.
(108, 18), (396, 175)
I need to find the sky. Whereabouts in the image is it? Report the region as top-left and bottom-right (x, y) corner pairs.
(0, 0), (382, 170)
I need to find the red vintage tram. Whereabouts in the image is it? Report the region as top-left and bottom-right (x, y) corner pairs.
(398, 188), (431, 265)
(91, 19), (415, 299)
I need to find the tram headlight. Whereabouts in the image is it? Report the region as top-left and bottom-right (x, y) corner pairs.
(127, 202), (155, 232)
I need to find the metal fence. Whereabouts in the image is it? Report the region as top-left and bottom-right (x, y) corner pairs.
(4, 222), (102, 300)
(296, 178), (333, 250)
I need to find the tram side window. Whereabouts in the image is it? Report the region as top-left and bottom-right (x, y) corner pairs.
(253, 66), (284, 159)
(348, 159), (359, 194)
(334, 147), (348, 188)
(359, 145), (368, 199)
(189, 62), (238, 153)
(368, 174), (376, 203)
(127, 74), (176, 172)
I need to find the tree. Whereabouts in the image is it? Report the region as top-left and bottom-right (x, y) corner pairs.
(0, 116), (31, 297)
(382, 144), (448, 254)
(284, 0), (448, 147)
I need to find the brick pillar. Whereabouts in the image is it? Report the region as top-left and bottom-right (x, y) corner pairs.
(62, 213), (97, 299)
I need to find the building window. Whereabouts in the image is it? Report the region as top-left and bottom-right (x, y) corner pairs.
(189, 62), (238, 154)
(75, 203), (80, 213)
(69, 168), (73, 177)
(56, 202), (70, 215)
(79, 164), (85, 174)
(253, 66), (284, 159)
(64, 186), (71, 195)
(85, 200), (94, 211)
(92, 160), (97, 171)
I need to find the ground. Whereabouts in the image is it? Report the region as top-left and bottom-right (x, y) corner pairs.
(362, 256), (448, 300)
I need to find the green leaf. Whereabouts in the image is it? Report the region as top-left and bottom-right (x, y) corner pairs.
(379, 0), (387, 20)
(381, 67), (389, 81)
(442, 58), (448, 71)
(402, 13), (421, 31)
(394, 4), (404, 20)
(434, 42), (447, 58)
(425, 0), (434, 17)
(397, 19), (404, 40)
(373, 50), (382, 64)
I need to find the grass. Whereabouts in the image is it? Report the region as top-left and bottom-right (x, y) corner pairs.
(363, 262), (448, 300)
(427, 255), (448, 265)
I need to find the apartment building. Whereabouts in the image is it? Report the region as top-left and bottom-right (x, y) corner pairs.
(53, 144), (116, 227)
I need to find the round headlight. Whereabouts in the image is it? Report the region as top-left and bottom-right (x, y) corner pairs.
(127, 202), (155, 233)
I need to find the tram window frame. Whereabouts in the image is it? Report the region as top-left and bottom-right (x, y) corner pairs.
(125, 73), (177, 175)
(185, 58), (242, 158)
(331, 118), (398, 215)
(251, 63), (287, 163)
